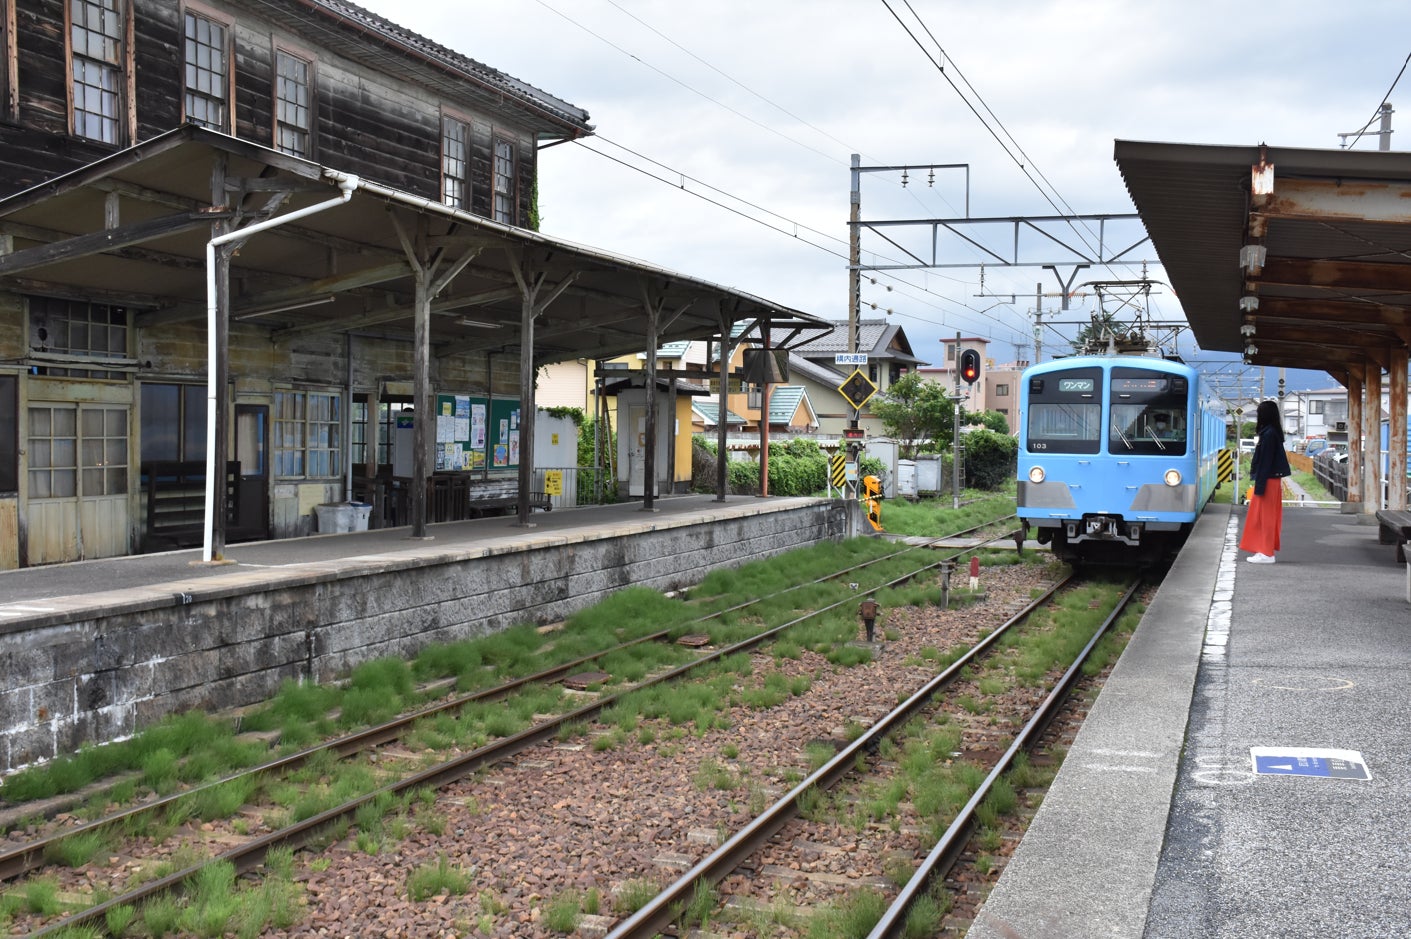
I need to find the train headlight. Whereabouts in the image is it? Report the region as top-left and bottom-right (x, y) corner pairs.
(1163, 469), (1182, 486)
(1028, 466), (1045, 484)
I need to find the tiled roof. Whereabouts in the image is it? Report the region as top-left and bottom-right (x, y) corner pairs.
(693, 401), (747, 426)
(767, 386), (813, 426)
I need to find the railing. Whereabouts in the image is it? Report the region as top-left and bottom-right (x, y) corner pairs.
(534, 466), (617, 507)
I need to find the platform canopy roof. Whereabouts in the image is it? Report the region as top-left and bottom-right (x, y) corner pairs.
(1114, 140), (1411, 378)
(0, 125), (830, 368)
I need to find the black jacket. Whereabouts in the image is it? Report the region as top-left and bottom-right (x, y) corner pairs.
(1250, 425), (1292, 496)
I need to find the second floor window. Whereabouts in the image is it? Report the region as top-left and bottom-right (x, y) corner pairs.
(274, 51), (311, 157)
(29, 296), (128, 380)
(184, 10), (229, 130)
(442, 117), (468, 209)
(995, 383), (1010, 396)
(493, 139), (515, 223)
(71, 0), (124, 144)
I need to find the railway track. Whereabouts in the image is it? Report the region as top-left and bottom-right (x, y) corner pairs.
(601, 573), (1144, 938)
(2, 518), (1034, 936)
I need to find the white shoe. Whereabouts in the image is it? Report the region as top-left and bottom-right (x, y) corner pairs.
(1246, 553), (1275, 564)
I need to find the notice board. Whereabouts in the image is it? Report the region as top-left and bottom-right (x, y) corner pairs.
(434, 394), (521, 472)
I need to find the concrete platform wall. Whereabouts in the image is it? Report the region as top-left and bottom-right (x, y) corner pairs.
(1, 500), (851, 775)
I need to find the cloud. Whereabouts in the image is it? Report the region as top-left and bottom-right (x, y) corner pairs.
(355, 0), (1411, 376)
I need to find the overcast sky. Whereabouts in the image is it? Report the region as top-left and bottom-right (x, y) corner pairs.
(355, 0), (1409, 394)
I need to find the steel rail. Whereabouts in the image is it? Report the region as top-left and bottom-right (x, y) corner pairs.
(23, 521), (1025, 936)
(866, 575), (1144, 938)
(603, 570), (1079, 939)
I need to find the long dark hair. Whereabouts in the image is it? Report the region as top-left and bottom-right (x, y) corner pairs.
(1255, 399), (1284, 442)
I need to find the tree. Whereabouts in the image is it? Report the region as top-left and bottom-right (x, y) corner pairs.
(869, 372), (954, 459)
(972, 409), (1011, 434)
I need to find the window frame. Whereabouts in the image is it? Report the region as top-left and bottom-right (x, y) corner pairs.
(441, 113), (470, 210)
(272, 44), (314, 158)
(28, 295), (130, 381)
(181, 3), (234, 132)
(273, 388), (342, 480)
(68, 0), (129, 145)
(492, 135), (516, 224)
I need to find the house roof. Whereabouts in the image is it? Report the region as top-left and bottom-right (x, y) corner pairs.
(255, 0), (593, 140)
(767, 385), (814, 426)
(777, 319), (926, 366)
(693, 401), (747, 427)
(0, 126), (829, 369)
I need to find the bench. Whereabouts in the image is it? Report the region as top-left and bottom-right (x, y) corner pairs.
(141, 460), (239, 551)
(1375, 509), (1411, 564)
(466, 491), (552, 518)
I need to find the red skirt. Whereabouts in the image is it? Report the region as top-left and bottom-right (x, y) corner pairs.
(1239, 482), (1283, 556)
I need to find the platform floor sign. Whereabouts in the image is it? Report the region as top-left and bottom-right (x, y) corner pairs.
(1250, 747), (1370, 780)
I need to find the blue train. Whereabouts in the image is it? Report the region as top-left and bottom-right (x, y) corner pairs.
(1016, 354), (1224, 562)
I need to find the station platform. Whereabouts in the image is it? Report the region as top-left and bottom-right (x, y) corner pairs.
(0, 494), (823, 610)
(968, 503), (1411, 938)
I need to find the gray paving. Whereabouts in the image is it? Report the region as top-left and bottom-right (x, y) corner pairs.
(970, 502), (1411, 939)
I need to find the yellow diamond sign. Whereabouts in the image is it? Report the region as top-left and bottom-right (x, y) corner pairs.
(837, 369), (879, 411)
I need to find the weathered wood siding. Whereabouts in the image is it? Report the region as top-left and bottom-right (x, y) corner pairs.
(0, 0), (544, 220)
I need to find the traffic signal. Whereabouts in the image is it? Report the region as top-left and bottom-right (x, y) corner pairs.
(959, 348), (981, 384)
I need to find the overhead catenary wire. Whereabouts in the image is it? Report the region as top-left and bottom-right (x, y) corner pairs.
(1342, 50), (1411, 149)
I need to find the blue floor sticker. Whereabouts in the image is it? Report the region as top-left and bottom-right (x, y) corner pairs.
(1250, 747), (1370, 780)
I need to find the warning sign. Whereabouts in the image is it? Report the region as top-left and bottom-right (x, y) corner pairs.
(1250, 747), (1370, 780)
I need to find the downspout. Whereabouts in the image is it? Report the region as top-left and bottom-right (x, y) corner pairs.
(202, 172), (360, 563)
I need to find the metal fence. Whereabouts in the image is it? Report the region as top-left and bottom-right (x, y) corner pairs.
(533, 466), (618, 508)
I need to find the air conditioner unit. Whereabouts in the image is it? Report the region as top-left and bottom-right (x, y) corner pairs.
(1334, 421), (1347, 432)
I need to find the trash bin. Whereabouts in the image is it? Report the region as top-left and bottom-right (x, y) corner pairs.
(315, 502), (353, 533)
(349, 502), (372, 532)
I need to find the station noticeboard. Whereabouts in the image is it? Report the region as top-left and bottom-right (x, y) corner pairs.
(1250, 747), (1370, 780)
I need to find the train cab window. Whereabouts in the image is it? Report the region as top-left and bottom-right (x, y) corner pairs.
(1026, 367), (1102, 454)
(1108, 368), (1188, 455)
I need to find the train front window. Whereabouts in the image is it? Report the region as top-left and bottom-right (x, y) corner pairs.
(1026, 367), (1102, 454)
(1108, 368), (1188, 455)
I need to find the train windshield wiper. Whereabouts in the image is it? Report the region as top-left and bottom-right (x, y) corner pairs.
(1112, 421), (1132, 450)
(1142, 419), (1167, 451)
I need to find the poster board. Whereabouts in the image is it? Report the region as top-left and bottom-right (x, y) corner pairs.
(434, 394), (521, 472)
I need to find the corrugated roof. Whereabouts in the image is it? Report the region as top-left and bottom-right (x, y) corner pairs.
(1114, 140), (1411, 373)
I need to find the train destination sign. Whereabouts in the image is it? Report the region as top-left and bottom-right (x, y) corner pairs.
(1250, 747), (1370, 780)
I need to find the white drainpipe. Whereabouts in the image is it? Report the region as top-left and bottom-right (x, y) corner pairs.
(202, 172), (360, 562)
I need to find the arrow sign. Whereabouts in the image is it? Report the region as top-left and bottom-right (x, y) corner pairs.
(1250, 746), (1370, 780)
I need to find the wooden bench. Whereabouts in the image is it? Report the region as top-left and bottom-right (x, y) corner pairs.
(1375, 509), (1411, 564)
(140, 460), (240, 551)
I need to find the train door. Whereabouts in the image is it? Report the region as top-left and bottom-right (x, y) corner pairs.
(26, 401), (130, 564)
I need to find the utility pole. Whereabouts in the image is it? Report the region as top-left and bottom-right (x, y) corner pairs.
(1033, 281), (1043, 364)
(1339, 101), (1394, 150)
(848, 154), (861, 355)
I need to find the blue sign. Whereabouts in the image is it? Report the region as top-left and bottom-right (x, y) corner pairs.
(1250, 747), (1369, 780)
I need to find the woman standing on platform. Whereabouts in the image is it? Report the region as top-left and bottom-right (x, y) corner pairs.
(1240, 399), (1292, 563)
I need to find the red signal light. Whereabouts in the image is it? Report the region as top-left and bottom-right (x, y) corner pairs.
(959, 349), (981, 384)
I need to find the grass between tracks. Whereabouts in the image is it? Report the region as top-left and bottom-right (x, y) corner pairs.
(0, 492), (1022, 938)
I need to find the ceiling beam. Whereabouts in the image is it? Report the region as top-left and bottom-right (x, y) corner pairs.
(1256, 257), (1411, 292)
(1252, 176), (1411, 226)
